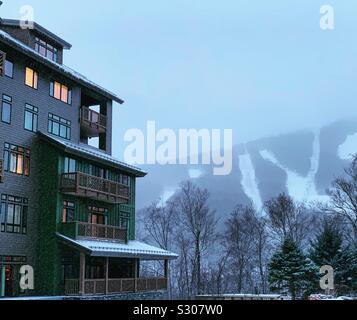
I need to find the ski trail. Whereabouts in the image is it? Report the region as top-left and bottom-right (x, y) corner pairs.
(239, 146), (263, 210)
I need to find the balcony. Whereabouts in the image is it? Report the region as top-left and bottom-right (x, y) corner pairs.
(64, 278), (168, 296)
(60, 172), (129, 204)
(0, 159), (3, 183)
(80, 106), (107, 138)
(59, 221), (127, 243)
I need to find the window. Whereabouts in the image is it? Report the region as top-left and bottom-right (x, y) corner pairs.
(3, 143), (30, 176)
(50, 81), (72, 104)
(48, 113), (71, 140)
(88, 206), (108, 225)
(1, 95), (12, 124)
(25, 67), (38, 89)
(35, 38), (58, 62)
(0, 194), (28, 234)
(5, 60), (13, 78)
(120, 174), (130, 186)
(24, 104), (38, 132)
(63, 157), (76, 173)
(62, 201), (75, 223)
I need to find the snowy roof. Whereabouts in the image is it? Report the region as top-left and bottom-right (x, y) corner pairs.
(0, 19), (72, 49)
(38, 132), (147, 177)
(57, 233), (178, 260)
(0, 29), (124, 104)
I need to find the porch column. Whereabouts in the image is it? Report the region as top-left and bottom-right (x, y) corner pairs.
(105, 257), (109, 295)
(79, 252), (86, 296)
(164, 260), (169, 290)
(0, 265), (5, 297)
(134, 259), (138, 293)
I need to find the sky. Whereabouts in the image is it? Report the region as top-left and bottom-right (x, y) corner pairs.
(1, 0), (357, 160)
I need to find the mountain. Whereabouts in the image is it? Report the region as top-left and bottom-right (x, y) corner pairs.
(136, 119), (357, 220)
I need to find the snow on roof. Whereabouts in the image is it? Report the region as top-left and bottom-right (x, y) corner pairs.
(0, 29), (123, 104)
(57, 233), (178, 260)
(39, 132), (147, 177)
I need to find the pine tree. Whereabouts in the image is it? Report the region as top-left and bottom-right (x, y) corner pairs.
(310, 222), (343, 267)
(309, 222), (356, 295)
(269, 237), (316, 300)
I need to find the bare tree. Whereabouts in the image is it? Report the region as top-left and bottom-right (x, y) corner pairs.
(141, 200), (177, 250)
(264, 193), (316, 247)
(139, 200), (178, 298)
(326, 156), (357, 241)
(223, 204), (270, 293)
(172, 181), (218, 297)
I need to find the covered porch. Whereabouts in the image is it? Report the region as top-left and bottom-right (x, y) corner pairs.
(57, 234), (178, 296)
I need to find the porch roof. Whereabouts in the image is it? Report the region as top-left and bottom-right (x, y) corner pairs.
(38, 132), (147, 177)
(57, 233), (178, 260)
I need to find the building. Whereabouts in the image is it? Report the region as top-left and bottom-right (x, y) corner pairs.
(0, 18), (177, 298)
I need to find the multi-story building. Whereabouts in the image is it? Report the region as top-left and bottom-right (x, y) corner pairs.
(0, 18), (177, 298)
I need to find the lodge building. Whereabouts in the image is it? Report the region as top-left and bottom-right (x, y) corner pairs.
(0, 18), (177, 298)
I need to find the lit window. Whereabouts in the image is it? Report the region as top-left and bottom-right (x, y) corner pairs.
(50, 80), (72, 104)
(3, 143), (30, 177)
(62, 201), (75, 223)
(25, 67), (38, 89)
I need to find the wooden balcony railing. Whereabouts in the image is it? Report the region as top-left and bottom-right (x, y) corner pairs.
(59, 221), (127, 242)
(80, 106), (107, 137)
(0, 159), (3, 183)
(64, 278), (168, 296)
(60, 172), (130, 204)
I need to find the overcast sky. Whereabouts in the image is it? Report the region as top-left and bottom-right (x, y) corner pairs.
(1, 0), (356, 159)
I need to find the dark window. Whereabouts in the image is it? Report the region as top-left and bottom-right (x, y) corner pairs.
(62, 201), (75, 223)
(25, 67), (38, 89)
(0, 194), (28, 234)
(5, 60), (13, 78)
(3, 143), (30, 176)
(35, 37), (58, 62)
(50, 80), (72, 104)
(48, 113), (71, 140)
(1, 94), (12, 124)
(24, 104), (38, 132)
(121, 174), (130, 186)
(63, 157), (76, 173)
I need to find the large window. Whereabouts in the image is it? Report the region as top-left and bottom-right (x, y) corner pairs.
(88, 206), (108, 225)
(62, 201), (75, 223)
(25, 67), (38, 89)
(35, 37), (58, 62)
(63, 157), (76, 173)
(1, 94), (12, 124)
(3, 143), (30, 176)
(24, 104), (38, 132)
(50, 80), (72, 104)
(0, 194), (28, 234)
(5, 60), (13, 78)
(48, 113), (71, 140)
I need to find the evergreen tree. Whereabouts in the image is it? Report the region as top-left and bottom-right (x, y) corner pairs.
(309, 222), (356, 294)
(310, 222), (343, 267)
(269, 237), (316, 300)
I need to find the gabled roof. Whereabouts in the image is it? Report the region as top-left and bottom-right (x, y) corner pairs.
(0, 19), (72, 49)
(38, 132), (147, 177)
(57, 234), (178, 260)
(0, 28), (124, 104)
